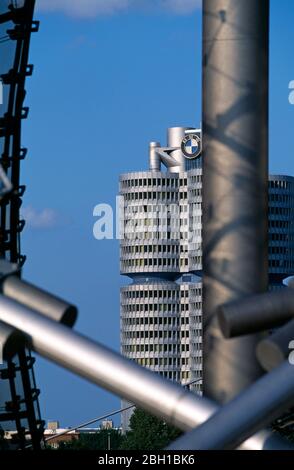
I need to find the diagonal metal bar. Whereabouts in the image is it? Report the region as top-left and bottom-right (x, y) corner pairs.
(168, 360), (294, 450)
(0, 294), (291, 450)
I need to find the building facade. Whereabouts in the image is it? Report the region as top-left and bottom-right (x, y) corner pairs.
(268, 175), (294, 288)
(119, 127), (294, 429)
(120, 127), (203, 429)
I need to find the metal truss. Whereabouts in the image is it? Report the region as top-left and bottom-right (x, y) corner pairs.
(0, 0), (43, 449)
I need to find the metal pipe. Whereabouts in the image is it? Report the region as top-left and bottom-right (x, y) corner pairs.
(166, 127), (189, 173)
(0, 295), (214, 430)
(0, 294), (288, 450)
(283, 276), (294, 289)
(256, 318), (294, 371)
(149, 142), (161, 171)
(2, 276), (77, 327)
(168, 361), (294, 450)
(202, 0), (269, 401)
(218, 290), (294, 338)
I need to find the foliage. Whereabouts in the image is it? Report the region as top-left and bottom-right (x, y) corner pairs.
(50, 429), (123, 450)
(119, 408), (182, 450)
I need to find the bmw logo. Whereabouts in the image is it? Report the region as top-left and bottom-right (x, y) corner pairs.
(181, 133), (202, 160)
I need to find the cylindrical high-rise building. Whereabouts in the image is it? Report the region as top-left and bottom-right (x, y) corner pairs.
(119, 127), (294, 430)
(119, 127), (203, 430)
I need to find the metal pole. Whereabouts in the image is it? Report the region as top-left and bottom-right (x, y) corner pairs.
(168, 361), (294, 450)
(2, 276), (77, 327)
(202, 0), (269, 402)
(218, 290), (294, 338)
(0, 295), (213, 430)
(0, 294), (288, 450)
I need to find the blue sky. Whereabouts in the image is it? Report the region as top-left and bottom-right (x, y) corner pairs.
(20, 0), (294, 427)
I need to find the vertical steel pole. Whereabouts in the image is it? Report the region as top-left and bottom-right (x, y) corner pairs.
(202, 0), (269, 402)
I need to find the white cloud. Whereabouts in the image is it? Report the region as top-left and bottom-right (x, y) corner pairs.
(21, 206), (66, 229)
(36, 0), (201, 18)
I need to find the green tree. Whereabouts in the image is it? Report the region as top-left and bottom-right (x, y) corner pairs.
(55, 429), (123, 450)
(119, 408), (182, 450)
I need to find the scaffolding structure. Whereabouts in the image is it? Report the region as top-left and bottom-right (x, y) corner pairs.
(0, 0), (42, 449)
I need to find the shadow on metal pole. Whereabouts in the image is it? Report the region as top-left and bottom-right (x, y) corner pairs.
(202, 0), (269, 403)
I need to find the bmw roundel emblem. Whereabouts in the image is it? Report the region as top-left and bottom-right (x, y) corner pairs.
(181, 133), (202, 160)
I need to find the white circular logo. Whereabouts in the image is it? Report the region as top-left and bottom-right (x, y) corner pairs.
(181, 134), (202, 160)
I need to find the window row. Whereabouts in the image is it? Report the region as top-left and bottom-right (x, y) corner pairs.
(121, 304), (180, 313)
(124, 204), (190, 214)
(123, 343), (189, 353)
(121, 290), (202, 301)
(122, 317), (181, 326)
(121, 258), (180, 268)
(188, 189), (202, 198)
(122, 330), (190, 339)
(269, 193), (293, 203)
(122, 231), (190, 241)
(269, 206), (293, 216)
(123, 192), (188, 202)
(269, 220), (291, 229)
(269, 259), (294, 268)
(269, 180), (292, 189)
(269, 246), (291, 255)
(190, 329), (202, 337)
(189, 175), (202, 184)
(121, 177), (181, 189)
(121, 244), (179, 255)
(122, 289), (179, 300)
(269, 233), (293, 241)
(135, 357), (189, 368)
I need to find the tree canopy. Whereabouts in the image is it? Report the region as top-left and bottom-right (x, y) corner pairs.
(119, 408), (182, 450)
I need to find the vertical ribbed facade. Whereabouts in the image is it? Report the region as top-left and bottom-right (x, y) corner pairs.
(119, 167), (203, 392)
(268, 175), (294, 288)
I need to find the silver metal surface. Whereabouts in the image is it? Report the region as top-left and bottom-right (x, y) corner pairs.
(149, 127), (200, 173)
(218, 290), (294, 338)
(0, 294), (289, 450)
(168, 361), (294, 450)
(166, 127), (189, 173)
(3, 275), (77, 327)
(256, 318), (294, 371)
(283, 276), (294, 288)
(0, 294), (212, 430)
(149, 141), (161, 171)
(202, 0), (269, 402)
